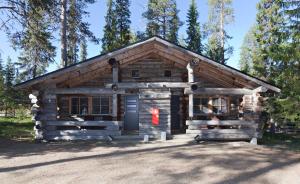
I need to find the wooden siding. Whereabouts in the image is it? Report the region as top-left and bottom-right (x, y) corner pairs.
(139, 90), (171, 138)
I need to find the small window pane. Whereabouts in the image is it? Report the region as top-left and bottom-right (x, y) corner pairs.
(101, 97), (109, 105)
(164, 70), (171, 77)
(132, 70), (139, 78)
(202, 98), (209, 105)
(80, 98), (88, 115)
(101, 106), (110, 114)
(71, 98), (79, 114)
(194, 98), (201, 105)
(212, 98), (219, 106)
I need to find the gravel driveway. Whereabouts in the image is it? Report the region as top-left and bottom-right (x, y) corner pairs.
(0, 139), (299, 184)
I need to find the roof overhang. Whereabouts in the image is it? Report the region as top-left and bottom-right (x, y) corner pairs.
(15, 36), (280, 93)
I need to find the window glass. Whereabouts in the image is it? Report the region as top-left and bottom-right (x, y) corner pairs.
(92, 96), (111, 115)
(193, 97), (209, 114)
(164, 70), (171, 77)
(132, 70), (139, 78)
(80, 98), (88, 115)
(58, 97), (69, 115)
(71, 98), (79, 114)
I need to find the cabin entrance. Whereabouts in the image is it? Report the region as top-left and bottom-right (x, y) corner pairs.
(124, 95), (139, 131)
(171, 95), (181, 134)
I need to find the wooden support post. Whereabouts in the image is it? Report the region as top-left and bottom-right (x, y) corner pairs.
(187, 62), (194, 119)
(112, 59), (119, 120)
(29, 90), (43, 140)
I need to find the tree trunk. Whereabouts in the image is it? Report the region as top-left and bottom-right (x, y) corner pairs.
(60, 0), (67, 68)
(220, 0), (225, 64)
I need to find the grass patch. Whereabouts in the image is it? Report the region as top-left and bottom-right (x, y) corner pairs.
(0, 117), (34, 140)
(260, 132), (300, 152)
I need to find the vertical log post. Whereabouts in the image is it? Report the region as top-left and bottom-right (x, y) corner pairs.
(186, 62), (195, 119)
(109, 58), (119, 121)
(29, 90), (43, 139)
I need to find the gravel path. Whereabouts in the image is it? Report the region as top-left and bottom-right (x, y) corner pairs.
(0, 139), (299, 184)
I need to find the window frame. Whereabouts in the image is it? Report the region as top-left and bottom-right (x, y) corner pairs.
(91, 96), (112, 115)
(193, 96), (230, 115)
(70, 96), (89, 115)
(131, 70), (140, 78)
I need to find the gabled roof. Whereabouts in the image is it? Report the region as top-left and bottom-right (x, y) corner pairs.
(15, 36), (280, 92)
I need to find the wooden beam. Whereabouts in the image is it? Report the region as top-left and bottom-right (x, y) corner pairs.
(112, 62), (119, 118)
(46, 120), (123, 127)
(49, 88), (125, 94)
(184, 88), (254, 95)
(105, 82), (192, 89)
(187, 62), (194, 118)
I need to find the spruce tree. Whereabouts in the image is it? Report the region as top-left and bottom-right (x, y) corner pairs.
(254, 0), (285, 80)
(4, 57), (15, 88)
(115, 0), (131, 47)
(186, 0), (202, 54)
(206, 0), (234, 64)
(102, 0), (118, 53)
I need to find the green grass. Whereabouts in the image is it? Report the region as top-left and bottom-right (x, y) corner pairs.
(260, 132), (300, 152)
(0, 117), (34, 140)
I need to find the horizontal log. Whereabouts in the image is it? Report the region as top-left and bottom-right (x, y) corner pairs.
(105, 82), (195, 89)
(49, 88), (125, 94)
(45, 130), (121, 136)
(45, 121), (123, 127)
(139, 93), (171, 99)
(185, 133), (253, 140)
(184, 88), (254, 95)
(186, 129), (256, 135)
(186, 120), (257, 127)
(45, 135), (107, 141)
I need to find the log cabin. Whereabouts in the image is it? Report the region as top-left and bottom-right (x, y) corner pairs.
(15, 36), (280, 142)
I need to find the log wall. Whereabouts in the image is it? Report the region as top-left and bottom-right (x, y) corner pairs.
(138, 90), (171, 138)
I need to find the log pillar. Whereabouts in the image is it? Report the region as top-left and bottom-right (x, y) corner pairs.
(29, 90), (43, 139)
(110, 58), (119, 120)
(186, 62), (194, 119)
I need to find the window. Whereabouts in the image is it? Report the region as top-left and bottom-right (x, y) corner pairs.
(58, 97), (69, 115)
(164, 70), (171, 77)
(193, 97), (210, 114)
(131, 70), (139, 78)
(92, 96), (111, 115)
(71, 97), (88, 115)
(212, 97), (228, 114)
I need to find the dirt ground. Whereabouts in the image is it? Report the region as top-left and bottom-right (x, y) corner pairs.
(0, 139), (300, 184)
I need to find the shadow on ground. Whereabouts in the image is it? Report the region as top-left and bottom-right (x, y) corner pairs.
(0, 139), (299, 184)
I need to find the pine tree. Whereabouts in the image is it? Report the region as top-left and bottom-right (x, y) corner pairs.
(143, 0), (182, 41)
(206, 0), (234, 64)
(16, 1), (56, 80)
(61, 0), (68, 68)
(65, 0), (97, 66)
(80, 38), (88, 61)
(102, 0), (118, 53)
(186, 0), (202, 54)
(67, 0), (79, 65)
(239, 25), (258, 74)
(115, 0), (131, 47)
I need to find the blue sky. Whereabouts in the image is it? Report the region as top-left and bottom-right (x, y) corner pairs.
(0, 0), (260, 72)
